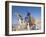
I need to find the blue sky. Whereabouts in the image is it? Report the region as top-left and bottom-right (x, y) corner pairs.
(12, 6), (41, 25)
